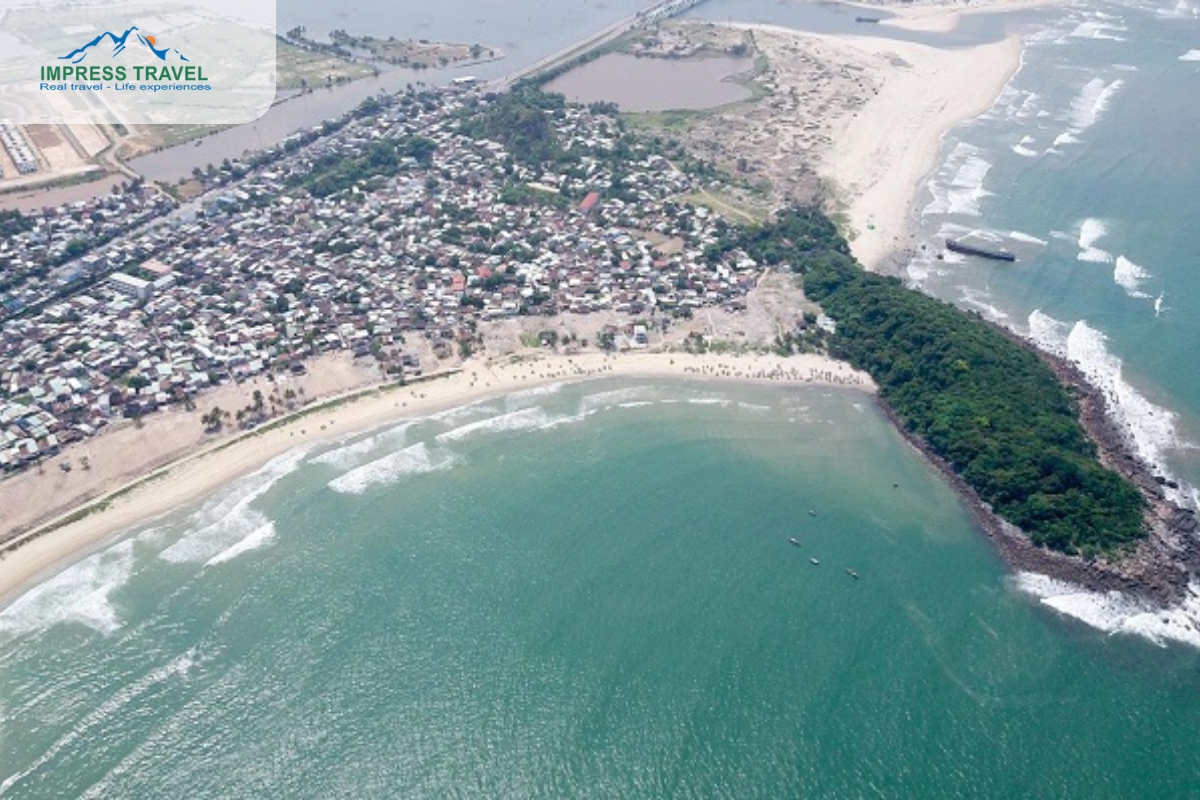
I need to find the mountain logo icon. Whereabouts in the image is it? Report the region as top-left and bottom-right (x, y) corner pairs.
(59, 27), (189, 64)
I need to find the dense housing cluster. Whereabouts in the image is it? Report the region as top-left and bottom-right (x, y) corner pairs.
(0, 88), (768, 473)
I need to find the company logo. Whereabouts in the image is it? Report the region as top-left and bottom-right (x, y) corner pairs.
(10, 0), (275, 126)
(40, 25), (208, 84)
(60, 26), (189, 64)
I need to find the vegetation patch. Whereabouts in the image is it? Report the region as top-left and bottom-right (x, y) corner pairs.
(724, 208), (1146, 555)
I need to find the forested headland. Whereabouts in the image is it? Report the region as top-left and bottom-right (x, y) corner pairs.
(723, 208), (1147, 556)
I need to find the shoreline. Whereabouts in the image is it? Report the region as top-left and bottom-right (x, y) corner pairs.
(815, 27), (1025, 270)
(0, 350), (873, 604)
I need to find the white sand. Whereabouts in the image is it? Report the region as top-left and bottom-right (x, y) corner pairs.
(877, 0), (1067, 34)
(0, 350), (872, 602)
(817, 29), (1023, 268)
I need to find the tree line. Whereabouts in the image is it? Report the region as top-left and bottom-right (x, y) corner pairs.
(729, 207), (1145, 555)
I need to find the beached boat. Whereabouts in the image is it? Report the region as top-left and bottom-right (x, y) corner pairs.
(945, 239), (1016, 262)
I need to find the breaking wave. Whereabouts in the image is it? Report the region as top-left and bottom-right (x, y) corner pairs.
(1077, 218), (1113, 263)
(310, 422), (413, 471)
(0, 647), (199, 795)
(0, 541), (135, 636)
(1113, 255), (1151, 298)
(1067, 19), (1127, 41)
(205, 523), (276, 567)
(1014, 573), (1200, 649)
(1068, 77), (1123, 132)
(1027, 311), (1190, 504)
(158, 447), (310, 565)
(1011, 136), (1038, 157)
(437, 407), (562, 442)
(328, 442), (460, 494)
(1009, 230), (1048, 246)
(1180, 49), (1200, 60)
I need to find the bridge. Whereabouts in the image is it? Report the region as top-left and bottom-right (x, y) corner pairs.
(493, 0), (706, 90)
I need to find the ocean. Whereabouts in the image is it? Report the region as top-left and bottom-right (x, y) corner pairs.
(906, 0), (1200, 625)
(3, 380), (1200, 797)
(5, 0), (1200, 794)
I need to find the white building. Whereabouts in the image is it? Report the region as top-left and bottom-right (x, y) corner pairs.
(109, 272), (152, 301)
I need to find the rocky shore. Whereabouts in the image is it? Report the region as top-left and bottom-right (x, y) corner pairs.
(876, 325), (1199, 608)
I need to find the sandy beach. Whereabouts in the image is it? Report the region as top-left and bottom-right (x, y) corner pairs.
(723, 17), (1024, 270)
(818, 28), (1023, 269)
(0, 349), (872, 602)
(0, 0), (1046, 605)
(877, 0), (1065, 34)
(661, 1), (1041, 270)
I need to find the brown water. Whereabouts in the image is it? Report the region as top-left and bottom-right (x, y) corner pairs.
(545, 53), (753, 113)
(127, 74), (423, 184)
(0, 175), (124, 212)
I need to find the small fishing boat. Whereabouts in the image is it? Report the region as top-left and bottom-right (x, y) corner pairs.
(808, 510), (816, 517)
(846, 569), (859, 579)
(810, 557), (820, 565)
(789, 537), (800, 546)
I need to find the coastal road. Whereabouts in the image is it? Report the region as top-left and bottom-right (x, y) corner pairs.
(494, 0), (704, 90)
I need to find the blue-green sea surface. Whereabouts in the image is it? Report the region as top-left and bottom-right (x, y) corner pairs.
(2, 380), (1199, 798)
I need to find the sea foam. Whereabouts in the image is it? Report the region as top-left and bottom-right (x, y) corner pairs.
(1027, 311), (1189, 503)
(159, 446), (310, 565)
(923, 142), (993, 217)
(1068, 78), (1123, 132)
(1113, 255), (1151, 298)
(1076, 218), (1113, 263)
(957, 287), (1011, 322)
(505, 381), (569, 410)
(328, 442), (459, 494)
(0, 540), (135, 636)
(1180, 49), (1200, 60)
(1014, 573), (1200, 649)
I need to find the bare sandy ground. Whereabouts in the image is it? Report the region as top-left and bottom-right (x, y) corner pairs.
(709, 20), (1022, 269)
(0, 349), (872, 602)
(0, 352), (380, 540)
(649, 0), (1059, 268)
(813, 29), (1023, 268)
(875, 0), (1066, 33)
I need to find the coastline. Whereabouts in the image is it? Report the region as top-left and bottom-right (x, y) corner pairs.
(874, 324), (1200, 610)
(716, 8), (1030, 271)
(813, 27), (1024, 270)
(0, 350), (873, 604)
(819, 3), (1200, 608)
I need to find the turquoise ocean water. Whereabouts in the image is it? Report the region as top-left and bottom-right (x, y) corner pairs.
(2, 381), (1200, 797)
(6, 0), (1200, 794)
(906, 0), (1200, 628)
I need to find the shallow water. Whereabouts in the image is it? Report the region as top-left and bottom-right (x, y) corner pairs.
(3, 380), (1200, 797)
(545, 53), (754, 112)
